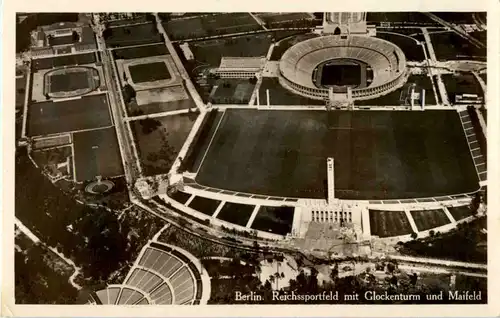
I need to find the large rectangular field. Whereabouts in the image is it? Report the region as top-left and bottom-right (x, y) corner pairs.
(27, 94), (112, 136)
(410, 209), (451, 231)
(163, 13), (262, 41)
(194, 109), (479, 200)
(129, 62), (171, 83)
(104, 23), (162, 48)
(31, 52), (97, 72)
(131, 114), (197, 176)
(369, 210), (413, 237)
(49, 72), (90, 93)
(73, 127), (124, 182)
(251, 206), (295, 235)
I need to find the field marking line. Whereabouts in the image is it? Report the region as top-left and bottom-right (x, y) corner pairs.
(473, 155), (483, 159)
(195, 110), (226, 174)
(404, 209), (420, 234)
(212, 201), (226, 219)
(470, 147), (481, 151)
(476, 162), (486, 166)
(462, 120), (471, 124)
(71, 137), (78, 183)
(184, 194), (196, 206)
(245, 205), (261, 228)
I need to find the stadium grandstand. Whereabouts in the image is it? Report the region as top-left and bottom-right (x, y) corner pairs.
(278, 35), (407, 101)
(211, 56), (266, 79)
(89, 241), (210, 305)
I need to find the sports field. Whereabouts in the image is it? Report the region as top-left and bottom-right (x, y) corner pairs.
(447, 205), (474, 221)
(369, 210), (413, 237)
(163, 13), (262, 41)
(131, 114), (197, 176)
(430, 31), (486, 61)
(49, 72), (90, 92)
(410, 208), (451, 231)
(216, 202), (254, 226)
(195, 109), (479, 200)
(73, 127), (124, 182)
(250, 206), (295, 235)
(129, 62), (171, 83)
(104, 23), (162, 48)
(27, 94), (112, 136)
(31, 52), (97, 72)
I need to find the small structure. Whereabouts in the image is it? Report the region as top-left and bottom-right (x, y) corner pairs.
(211, 56), (265, 79)
(30, 22), (97, 58)
(179, 42), (194, 61)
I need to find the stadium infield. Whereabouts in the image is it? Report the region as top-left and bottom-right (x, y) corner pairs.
(73, 127), (124, 182)
(194, 109), (479, 200)
(27, 94), (112, 136)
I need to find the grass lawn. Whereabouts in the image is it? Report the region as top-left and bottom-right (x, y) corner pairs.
(129, 62), (171, 83)
(27, 94), (112, 136)
(410, 209), (451, 231)
(190, 33), (274, 67)
(369, 210), (413, 237)
(442, 73), (483, 104)
(187, 196), (221, 216)
(216, 202), (255, 226)
(72, 127), (124, 182)
(49, 71), (90, 92)
(195, 109), (479, 200)
(258, 78), (324, 106)
(163, 13), (262, 41)
(430, 31), (486, 61)
(210, 79), (255, 104)
(104, 23), (162, 48)
(132, 113), (197, 176)
(400, 217), (486, 264)
(447, 205), (475, 221)
(376, 31), (425, 61)
(356, 75), (436, 106)
(31, 52), (96, 71)
(250, 206), (295, 235)
(113, 44), (168, 60)
(168, 190), (192, 204)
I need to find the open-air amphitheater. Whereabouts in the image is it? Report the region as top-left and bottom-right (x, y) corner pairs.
(279, 35), (407, 100)
(90, 242), (210, 305)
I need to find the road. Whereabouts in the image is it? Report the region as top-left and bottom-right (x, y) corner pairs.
(15, 218), (82, 290)
(423, 12), (485, 49)
(92, 14), (139, 184)
(422, 27), (450, 106)
(153, 13), (206, 112)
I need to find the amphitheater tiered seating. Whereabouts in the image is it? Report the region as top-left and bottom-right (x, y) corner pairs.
(91, 242), (205, 306)
(126, 268), (163, 294)
(150, 283), (174, 304)
(117, 287), (145, 305)
(107, 287), (121, 305)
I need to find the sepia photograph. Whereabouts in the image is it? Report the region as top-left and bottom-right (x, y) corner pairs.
(4, 6), (496, 315)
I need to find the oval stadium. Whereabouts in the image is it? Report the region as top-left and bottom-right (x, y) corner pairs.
(279, 35), (407, 100)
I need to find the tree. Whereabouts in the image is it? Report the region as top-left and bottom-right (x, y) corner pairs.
(429, 230), (435, 237)
(249, 76), (257, 85)
(71, 30), (80, 43)
(330, 263), (339, 281)
(386, 262), (396, 274)
(410, 232), (418, 240)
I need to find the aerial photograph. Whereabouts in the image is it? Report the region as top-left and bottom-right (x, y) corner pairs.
(13, 11), (487, 305)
